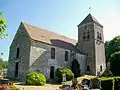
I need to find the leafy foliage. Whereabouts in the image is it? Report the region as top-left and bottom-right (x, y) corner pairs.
(0, 12), (8, 39)
(55, 68), (74, 82)
(105, 36), (120, 75)
(0, 58), (8, 70)
(26, 72), (46, 85)
(108, 36), (120, 59)
(63, 68), (74, 81)
(110, 51), (120, 76)
(55, 68), (63, 82)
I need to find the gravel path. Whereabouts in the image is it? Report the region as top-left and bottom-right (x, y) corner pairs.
(16, 83), (61, 90)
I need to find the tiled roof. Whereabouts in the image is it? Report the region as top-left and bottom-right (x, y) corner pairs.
(22, 22), (79, 51)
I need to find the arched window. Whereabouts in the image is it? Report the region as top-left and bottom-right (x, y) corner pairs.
(16, 47), (20, 59)
(83, 32), (85, 35)
(83, 36), (86, 40)
(100, 65), (102, 72)
(87, 65), (90, 71)
(87, 31), (89, 34)
(65, 51), (68, 61)
(87, 35), (90, 39)
(85, 25), (87, 29)
(99, 33), (102, 40)
(51, 48), (55, 59)
(97, 32), (99, 39)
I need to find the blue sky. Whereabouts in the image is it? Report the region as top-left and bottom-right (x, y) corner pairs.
(0, 0), (120, 60)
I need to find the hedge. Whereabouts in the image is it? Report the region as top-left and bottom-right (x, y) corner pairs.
(99, 77), (120, 90)
(100, 77), (114, 90)
(114, 77), (120, 90)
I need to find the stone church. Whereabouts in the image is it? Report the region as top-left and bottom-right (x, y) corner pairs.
(8, 13), (106, 81)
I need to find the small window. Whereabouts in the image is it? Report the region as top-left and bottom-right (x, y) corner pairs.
(85, 26), (87, 29)
(51, 48), (55, 59)
(83, 36), (86, 40)
(99, 33), (102, 40)
(65, 51), (68, 61)
(97, 32), (99, 39)
(83, 32), (85, 35)
(87, 65), (90, 71)
(87, 35), (90, 39)
(100, 65), (102, 72)
(86, 53), (88, 56)
(16, 47), (20, 59)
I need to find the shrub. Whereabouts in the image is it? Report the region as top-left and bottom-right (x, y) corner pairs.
(108, 36), (120, 58)
(99, 77), (115, 90)
(110, 51), (120, 76)
(63, 68), (74, 81)
(26, 72), (46, 85)
(55, 68), (74, 82)
(55, 68), (63, 82)
(99, 77), (120, 90)
(101, 78), (113, 90)
(114, 77), (120, 90)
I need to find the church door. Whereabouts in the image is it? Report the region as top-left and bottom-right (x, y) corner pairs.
(50, 66), (54, 79)
(15, 62), (19, 77)
(71, 59), (80, 78)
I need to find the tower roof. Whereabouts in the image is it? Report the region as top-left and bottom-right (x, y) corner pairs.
(78, 13), (102, 27)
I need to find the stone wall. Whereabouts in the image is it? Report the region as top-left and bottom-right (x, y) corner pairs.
(94, 23), (106, 75)
(76, 53), (86, 75)
(8, 23), (31, 81)
(78, 22), (96, 75)
(8, 23), (87, 82)
(77, 21), (106, 76)
(29, 40), (86, 80)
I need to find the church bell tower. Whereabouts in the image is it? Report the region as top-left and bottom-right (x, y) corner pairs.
(77, 13), (106, 75)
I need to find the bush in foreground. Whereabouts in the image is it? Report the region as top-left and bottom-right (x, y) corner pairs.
(63, 68), (74, 81)
(26, 72), (46, 85)
(110, 51), (120, 76)
(99, 77), (120, 90)
(56, 68), (74, 82)
(100, 77), (113, 90)
(56, 68), (63, 82)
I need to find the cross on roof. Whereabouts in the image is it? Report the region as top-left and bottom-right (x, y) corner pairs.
(89, 7), (91, 13)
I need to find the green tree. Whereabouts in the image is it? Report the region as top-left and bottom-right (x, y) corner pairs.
(0, 12), (8, 39)
(0, 58), (8, 70)
(110, 51), (120, 76)
(107, 36), (120, 59)
(0, 12), (8, 63)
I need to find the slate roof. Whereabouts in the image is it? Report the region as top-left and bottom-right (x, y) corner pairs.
(22, 22), (81, 52)
(78, 13), (102, 27)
